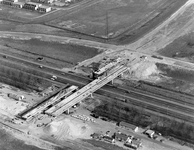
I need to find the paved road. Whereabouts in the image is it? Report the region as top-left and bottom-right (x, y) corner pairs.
(2, 31), (194, 74)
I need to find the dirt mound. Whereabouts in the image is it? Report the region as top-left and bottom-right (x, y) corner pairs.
(46, 118), (93, 140)
(129, 61), (161, 81)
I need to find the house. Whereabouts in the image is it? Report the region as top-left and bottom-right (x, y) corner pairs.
(12, 2), (25, 8)
(103, 136), (115, 143)
(124, 140), (142, 150)
(119, 121), (139, 132)
(38, 5), (51, 13)
(131, 140), (142, 149)
(144, 129), (155, 138)
(114, 132), (132, 142)
(90, 133), (102, 140)
(23, 2), (42, 10)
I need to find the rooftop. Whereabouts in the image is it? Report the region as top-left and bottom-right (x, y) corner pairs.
(115, 132), (128, 140)
(119, 121), (138, 130)
(39, 5), (51, 9)
(26, 2), (42, 6)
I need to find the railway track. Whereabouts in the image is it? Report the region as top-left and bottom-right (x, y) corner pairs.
(1, 52), (194, 123)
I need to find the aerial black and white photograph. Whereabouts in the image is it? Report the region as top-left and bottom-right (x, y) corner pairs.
(0, 0), (193, 150)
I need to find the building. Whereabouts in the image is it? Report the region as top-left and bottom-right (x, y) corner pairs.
(124, 140), (142, 150)
(119, 121), (139, 132)
(1, 0), (12, 5)
(30, 0), (54, 4)
(38, 5), (51, 13)
(1, 0), (18, 5)
(114, 132), (131, 142)
(45, 0), (54, 4)
(12, 2), (25, 8)
(103, 136), (115, 143)
(144, 129), (155, 138)
(90, 133), (102, 140)
(23, 2), (42, 10)
(131, 140), (142, 149)
(30, 0), (39, 2)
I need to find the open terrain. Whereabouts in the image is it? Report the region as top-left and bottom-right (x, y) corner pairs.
(0, 5), (41, 23)
(1, 0), (194, 150)
(46, 0), (186, 40)
(0, 37), (101, 68)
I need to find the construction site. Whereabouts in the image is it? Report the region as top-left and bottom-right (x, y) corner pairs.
(1, 0), (194, 150)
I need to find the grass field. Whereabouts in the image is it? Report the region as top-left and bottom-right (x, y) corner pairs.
(0, 5), (41, 22)
(0, 128), (44, 150)
(46, 0), (181, 38)
(159, 32), (194, 63)
(0, 38), (100, 68)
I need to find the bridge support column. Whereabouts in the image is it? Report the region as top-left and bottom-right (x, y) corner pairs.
(90, 93), (93, 98)
(111, 79), (114, 85)
(66, 108), (69, 115)
(120, 72), (124, 78)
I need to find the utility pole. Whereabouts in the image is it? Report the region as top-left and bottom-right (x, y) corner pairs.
(106, 10), (109, 40)
(105, 0), (109, 42)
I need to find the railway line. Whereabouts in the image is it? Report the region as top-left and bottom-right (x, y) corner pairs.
(1, 52), (194, 123)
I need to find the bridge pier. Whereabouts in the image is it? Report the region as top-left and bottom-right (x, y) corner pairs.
(90, 93), (93, 98)
(66, 108), (69, 115)
(111, 79), (114, 85)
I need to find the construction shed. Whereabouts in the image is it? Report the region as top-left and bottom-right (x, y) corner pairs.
(144, 129), (155, 138)
(119, 121), (139, 132)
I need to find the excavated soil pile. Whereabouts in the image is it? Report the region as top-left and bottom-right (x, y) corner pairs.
(129, 61), (161, 82)
(45, 118), (93, 140)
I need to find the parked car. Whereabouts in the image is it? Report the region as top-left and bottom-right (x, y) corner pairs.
(39, 65), (43, 69)
(51, 75), (57, 80)
(90, 113), (99, 119)
(3, 55), (7, 59)
(36, 57), (44, 61)
(100, 117), (109, 121)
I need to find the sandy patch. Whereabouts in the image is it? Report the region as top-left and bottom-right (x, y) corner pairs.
(46, 117), (93, 140)
(0, 96), (27, 116)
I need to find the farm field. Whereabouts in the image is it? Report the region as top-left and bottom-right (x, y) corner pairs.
(46, 0), (186, 39)
(0, 128), (45, 150)
(0, 37), (100, 68)
(0, 5), (41, 22)
(158, 32), (194, 63)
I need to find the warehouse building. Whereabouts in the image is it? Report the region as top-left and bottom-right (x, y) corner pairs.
(38, 5), (51, 13)
(23, 2), (42, 10)
(12, 2), (25, 8)
(1, 0), (12, 5)
(1, 0), (18, 5)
